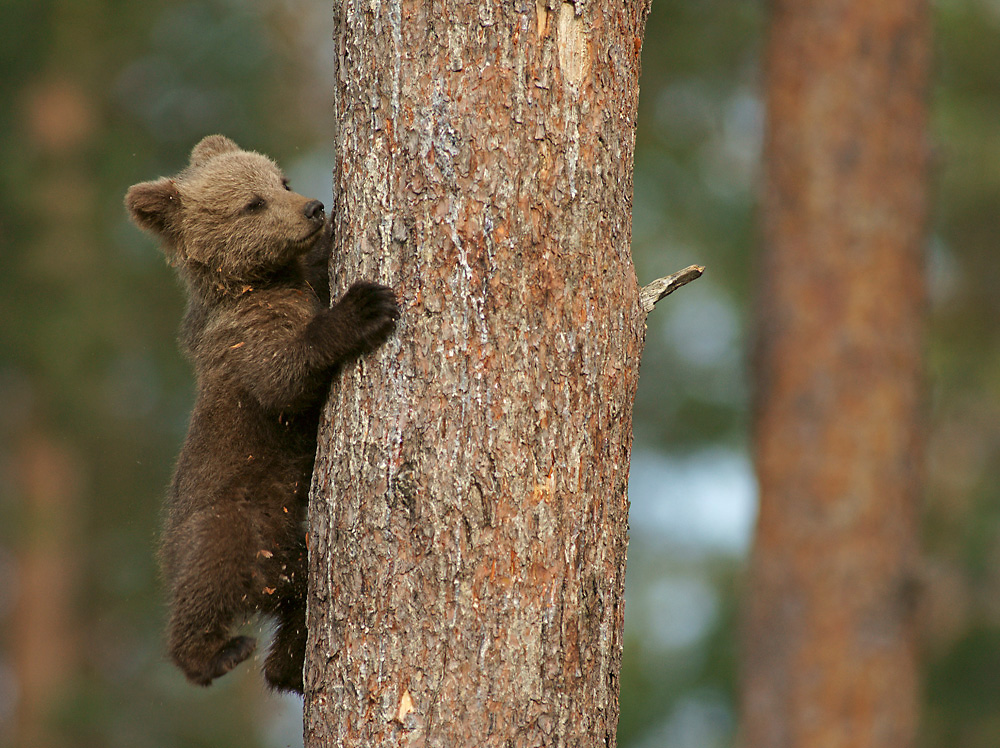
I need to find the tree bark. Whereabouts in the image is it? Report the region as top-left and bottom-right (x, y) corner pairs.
(305, 1), (651, 746)
(741, 1), (929, 747)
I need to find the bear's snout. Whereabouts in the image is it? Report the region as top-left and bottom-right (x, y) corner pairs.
(303, 200), (324, 222)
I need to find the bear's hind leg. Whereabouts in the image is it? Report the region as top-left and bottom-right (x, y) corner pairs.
(164, 507), (260, 687)
(166, 576), (258, 686)
(264, 598), (306, 693)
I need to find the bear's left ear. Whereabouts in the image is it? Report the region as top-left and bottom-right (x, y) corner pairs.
(125, 178), (182, 240)
(190, 135), (240, 167)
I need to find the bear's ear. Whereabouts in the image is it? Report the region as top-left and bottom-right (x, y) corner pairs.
(125, 178), (182, 239)
(190, 135), (240, 167)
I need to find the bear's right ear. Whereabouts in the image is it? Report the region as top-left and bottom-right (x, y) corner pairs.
(125, 178), (182, 239)
(190, 135), (240, 167)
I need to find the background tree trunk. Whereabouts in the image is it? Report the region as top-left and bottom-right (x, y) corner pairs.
(305, 1), (650, 746)
(741, 1), (929, 746)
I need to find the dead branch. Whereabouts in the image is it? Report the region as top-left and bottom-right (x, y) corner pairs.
(639, 264), (705, 313)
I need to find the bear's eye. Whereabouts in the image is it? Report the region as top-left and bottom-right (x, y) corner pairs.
(282, 179), (291, 191)
(243, 196), (267, 213)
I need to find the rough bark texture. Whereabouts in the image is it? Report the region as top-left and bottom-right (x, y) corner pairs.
(742, 1), (929, 747)
(305, 2), (650, 746)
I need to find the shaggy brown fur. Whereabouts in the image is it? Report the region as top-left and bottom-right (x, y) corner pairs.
(126, 135), (397, 693)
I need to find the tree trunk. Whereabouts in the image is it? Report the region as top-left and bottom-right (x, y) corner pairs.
(305, 2), (650, 746)
(741, 1), (929, 747)
(10, 434), (83, 748)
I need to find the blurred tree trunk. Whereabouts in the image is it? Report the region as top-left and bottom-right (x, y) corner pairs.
(742, 1), (929, 747)
(9, 2), (102, 744)
(304, 1), (650, 745)
(10, 434), (83, 748)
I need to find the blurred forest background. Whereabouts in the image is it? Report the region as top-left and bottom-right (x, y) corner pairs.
(0, 0), (996, 746)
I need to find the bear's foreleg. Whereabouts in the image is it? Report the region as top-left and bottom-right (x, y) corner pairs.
(229, 281), (397, 413)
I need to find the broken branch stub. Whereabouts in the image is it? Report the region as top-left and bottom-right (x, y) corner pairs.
(639, 264), (705, 313)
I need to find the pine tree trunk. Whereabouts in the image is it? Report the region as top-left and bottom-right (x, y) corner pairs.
(305, 2), (650, 745)
(741, 1), (929, 746)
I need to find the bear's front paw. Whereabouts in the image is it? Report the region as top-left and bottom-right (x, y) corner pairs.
(338, 281), (400, 353)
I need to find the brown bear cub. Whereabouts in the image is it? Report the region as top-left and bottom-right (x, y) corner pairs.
(126, 135), (398, 693)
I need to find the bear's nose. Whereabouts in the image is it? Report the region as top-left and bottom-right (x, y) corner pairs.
(303, 200), (325, 221)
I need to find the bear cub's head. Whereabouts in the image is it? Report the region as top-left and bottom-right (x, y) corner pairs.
(126, 135), (326, 284)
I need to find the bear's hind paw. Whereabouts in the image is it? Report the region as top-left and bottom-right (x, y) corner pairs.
(193, 635), (256, 686)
